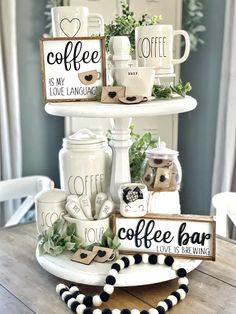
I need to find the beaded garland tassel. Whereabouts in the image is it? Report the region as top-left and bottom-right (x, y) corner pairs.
(56, 254), (189, 314)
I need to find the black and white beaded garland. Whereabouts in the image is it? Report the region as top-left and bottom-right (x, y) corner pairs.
(56, 254), (189, 314)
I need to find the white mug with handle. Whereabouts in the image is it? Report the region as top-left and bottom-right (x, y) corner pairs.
(135, 24), (190, 75)
(51, 6), (104, 37)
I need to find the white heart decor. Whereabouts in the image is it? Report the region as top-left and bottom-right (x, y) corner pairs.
(59, 18), (81, 37)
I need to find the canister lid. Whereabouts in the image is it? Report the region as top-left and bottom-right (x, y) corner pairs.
(64, 129), (107, 146)
(36, 186), (68, 203)
(146, 142), (179, 159)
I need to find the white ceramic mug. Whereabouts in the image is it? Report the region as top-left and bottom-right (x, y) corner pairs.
(51, 6), (104, 37)
(113, 66), (155, 97)
(64, 215), (110, 245)
(135, 25), (190, 74)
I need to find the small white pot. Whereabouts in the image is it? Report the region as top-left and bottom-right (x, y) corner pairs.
(64, 215), (110, 245)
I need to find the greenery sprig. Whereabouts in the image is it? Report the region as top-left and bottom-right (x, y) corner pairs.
(129, 124), (158, 182)
(105, 0), (162, 51)
(38, 219), (82, 256)
(152, 80), (192, 100)
(38, 219), (121, 257)
(183, 0), (206, 51)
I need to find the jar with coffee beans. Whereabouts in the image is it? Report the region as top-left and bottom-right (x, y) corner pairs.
(141, 144), (182, 192)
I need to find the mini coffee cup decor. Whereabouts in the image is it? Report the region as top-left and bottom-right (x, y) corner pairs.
(78, 70), (101, 86)
(113, 67), (155, 98)
(135, 24), (190, 75)
(118, 183), (148, 217)
(51, 6), (104, 37)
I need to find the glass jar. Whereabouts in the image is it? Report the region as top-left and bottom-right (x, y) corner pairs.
(59, 129), (112, 204)
(141, 145), (182, 192)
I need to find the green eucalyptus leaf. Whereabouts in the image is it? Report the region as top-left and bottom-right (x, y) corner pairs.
(65, 242), (76, 250)
(66, 223), (76, 236)
(107, 237), (113, 248)
(53, 246), (64, 256)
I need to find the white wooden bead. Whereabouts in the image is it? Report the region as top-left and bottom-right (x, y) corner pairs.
(69, 286), (79, 293)
(93, 295), (102, 307)
(157, 301), (168, 311)
(116, 259), (125, 270)
(61, 291), (71, 301)
(178, 277), (189, 286)
(76, 304), (86, 314)
(167, 294), (178, 306)
(104, 284), (114, 295)
(112, 309), (121, 314)
(148, 308), (159, 314)
(157, 254), (165, 265)
(127, 255), (135, 265)
(172, 261), (181, 271)
(176, 288), (187, 300)
(131, 309), (140, 314)
(76, 294), (85, 303)
(67, 298), (77, 309)
(142, 254), (149, 264)
(56, 283), (67, 294)
(108, 269), (119, 277)
(93, 310), (102, 314)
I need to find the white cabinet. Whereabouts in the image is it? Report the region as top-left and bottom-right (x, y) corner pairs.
(65, 0), (183, 149)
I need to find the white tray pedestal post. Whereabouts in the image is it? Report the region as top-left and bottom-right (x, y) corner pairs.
(109, 117), (132, 203)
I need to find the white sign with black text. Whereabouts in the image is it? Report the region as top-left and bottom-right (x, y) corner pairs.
(113, 214), (216, 260)
(40, 37), (106, 102)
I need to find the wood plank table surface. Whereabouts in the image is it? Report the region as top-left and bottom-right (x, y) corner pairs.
(0, 223), (236, 314)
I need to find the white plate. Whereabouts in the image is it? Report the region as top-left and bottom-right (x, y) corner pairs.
(36, 246), (201, 287)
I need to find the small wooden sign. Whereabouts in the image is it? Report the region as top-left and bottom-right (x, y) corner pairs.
(40, 37), (106, 102)
(112, 214), (216, 260)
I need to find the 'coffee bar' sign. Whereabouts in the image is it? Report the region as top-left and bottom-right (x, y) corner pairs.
(113, 214), (216, 260)
(40, 37), (106, 102)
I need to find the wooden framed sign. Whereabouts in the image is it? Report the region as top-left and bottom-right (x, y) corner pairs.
(40, 37), (106, 102)
(113, 214), (216, 260)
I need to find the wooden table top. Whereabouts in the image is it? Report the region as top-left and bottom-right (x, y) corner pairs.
(0, 223), (236, 314)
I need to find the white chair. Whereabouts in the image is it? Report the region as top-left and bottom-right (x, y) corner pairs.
(0, 176), (52, 227)
(212, 192), (236, 238)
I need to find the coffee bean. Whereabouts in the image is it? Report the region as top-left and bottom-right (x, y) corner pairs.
(108, 91), (117, 98)
(80, 253), (87, 259)
(85, 75), (93, 81)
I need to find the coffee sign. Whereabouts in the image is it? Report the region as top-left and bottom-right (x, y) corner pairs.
(40, 37), (106, 102)
(113, 214), (216, 260)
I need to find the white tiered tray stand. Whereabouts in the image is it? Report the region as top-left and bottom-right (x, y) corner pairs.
(38, 96), (200, 287)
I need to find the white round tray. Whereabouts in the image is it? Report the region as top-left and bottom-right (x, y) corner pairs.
(36, 246), (201, 287)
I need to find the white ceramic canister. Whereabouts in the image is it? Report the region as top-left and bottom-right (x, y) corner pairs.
(35, 187), (67, 234)
(59, 129), (112, 205)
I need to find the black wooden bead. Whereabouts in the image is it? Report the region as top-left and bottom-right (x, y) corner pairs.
(106, 275), (116, 285)
(164, 298), (173, 309)
(70, 301), (80, 312)
(103, 309), (112, 314)
(84, 308), (93, 314)
(111, 263), (121, 272)
(69, 283), (77, 288)
(140, 311), (149, 314)
(148, 254), (157, 264)
(156, 306), (166, 314)
(121, 256), (130, 268)
(179, 284), (189, 293)
(83, 295), (93, 307)
(59, 288), (69, 296)
(164, 256), (174, 267)
(64, 294), (73, 303)
(171, 291), (181, 301)
(100, 291), (110, 302)
(72, 290), (80, 298)
(121, 309), (131, 314)
(134, 254), (142, 264)
(177, 268), (187, 278)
